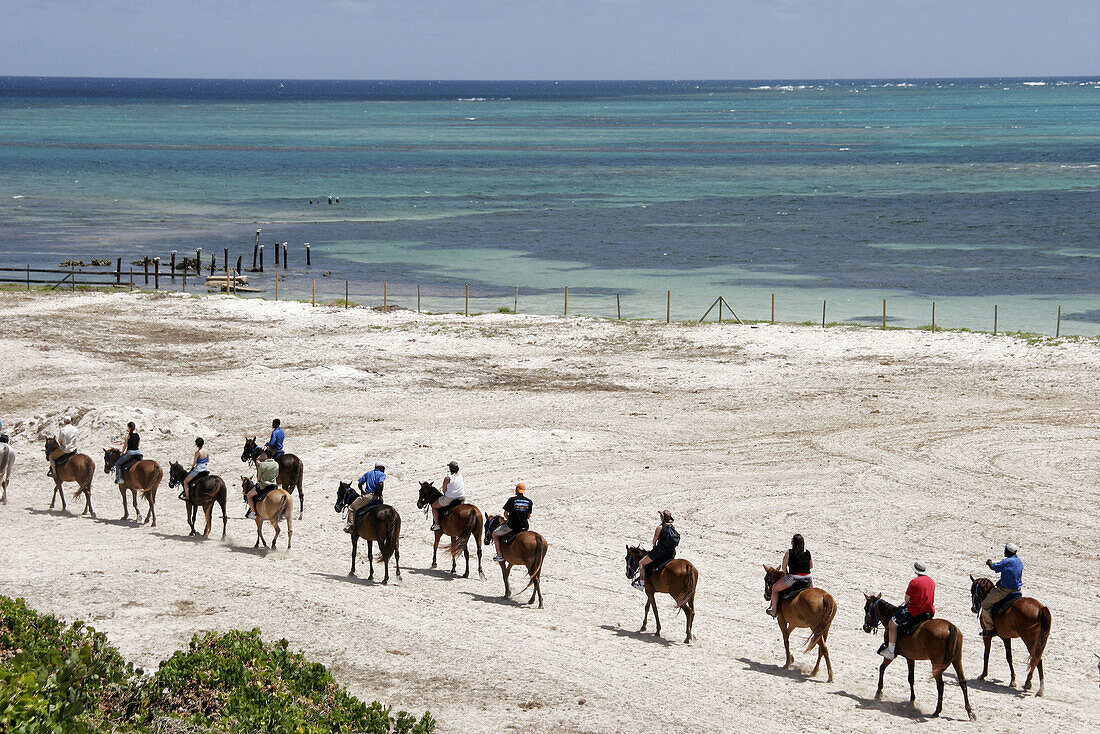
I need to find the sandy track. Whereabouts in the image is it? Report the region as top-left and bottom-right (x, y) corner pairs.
(1, 291), (1098, 733)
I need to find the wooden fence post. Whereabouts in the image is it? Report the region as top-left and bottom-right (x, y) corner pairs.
(514, 286), (518, 314)
(129, 268), (134, 293)
(224, 247), (229, 273)
(71, 264), (76, 291)
(312, 277), (316, 306)
(771, 292), (775, 324)
(465, 284), (469, 316)
(718, 297), (723, 323)
(616, 293), (621, 319)
(143, 259), (149, 286)
(182, 271), (186, 292)
(993, 305), (998, 335)
(305, 243), (311, 267)
(384, 281), (388, 313)
(666, 290), (671, 323)
(283, 243), (288, 270)
(226, 267), (231, 294)
(196, 248), (202, 274)
(209, 254), (215, 276)
(932, 301), (936, 332)
(236, 255), (242, 275)
(26, 264), (30, 292)
(170, 251), (176, 279)
(1056, 305), (1061, 337)
(822, 300), (826, 328)
(274, 274), (278, 301)
(116, 257), (122, 285)
(564, 286), (568, 316)
(417, 284), (421, 314)
(154, 258), (160, 290)
(882, 298), (886, 330)
(345, 280), (349, 309)
(259, 245), (264, 272)
(274, 239), (280, 266)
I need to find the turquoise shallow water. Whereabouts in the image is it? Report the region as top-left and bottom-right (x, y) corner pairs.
(0, 78), (1098, 333)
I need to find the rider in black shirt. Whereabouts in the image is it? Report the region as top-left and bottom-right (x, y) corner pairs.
(633, 510), (678, 590)
(492, 483), (532, 562)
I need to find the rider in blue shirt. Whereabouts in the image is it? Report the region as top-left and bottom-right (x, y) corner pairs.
(344, 464), (386, 533)
(980, 543), (1023, 636)
(266, 419), (285, 458)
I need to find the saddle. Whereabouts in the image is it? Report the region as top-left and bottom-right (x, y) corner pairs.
(55, 450), (76, 467)
(991, 591), (1023, 616)
(191, 469), (209, 481)
(254, 483), (278, 504)
(778, 579), (812, 603)
(499, 527), (527, 546)
(439, 501), (466, 521)
(898, 612), (933, 636)
(353, 498), (383, 521)
(649, 555), (676, 574)
(118, 452), (143, 473)
(0, 434), (8, 444)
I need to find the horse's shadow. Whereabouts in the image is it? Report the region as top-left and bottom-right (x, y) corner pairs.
(599, 624), (674, 647)
(310, 572), (387, 587)
(92, 516), (144, 528)
(966, 676), (1028, 698)
(151, 530), (211, 544)
(224, 544), (279, 557)
(461, 591), (525, 608)
(405, 567), (463, 581)
(736, 656), (821, 682)
(829, 690), (930, 721)
(26, 507), (72, 517)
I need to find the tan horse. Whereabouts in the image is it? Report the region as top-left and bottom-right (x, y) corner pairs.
(483, 515), (548, 608)
(763, 565), (836, 681)
(241, 477), (293, 549)
(44, 438), (95, 516)
(416, 481), (484, 579)
(103, 448), (162, 526)
(863, 594), (975, 720)
(970, 576), (1051, 696)
(241, 437), (304, 518)
(625, 546), (698, 643)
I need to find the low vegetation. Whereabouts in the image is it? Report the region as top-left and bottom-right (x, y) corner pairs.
(0, 595), (434, 734)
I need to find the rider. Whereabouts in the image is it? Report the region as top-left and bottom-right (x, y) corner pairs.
(879, 561), (935, 660)
(181, 437), (209, 501)
(767, 533), (813, 617)
(49, 416), (79, 477)
(492, 483), (533, 562)
(265, 419), (285, 458)
(633, 510), (679, 590)
(344, 463), (386, 533)
(980, 543), (1023, 637)
(248, 448), (279, 518)
(115, 422), (141, 486)
(431, 461), (465, 531)
(0, 415), (6, 443)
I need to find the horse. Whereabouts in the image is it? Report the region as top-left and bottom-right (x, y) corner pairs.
(44, 438), (95, 516)
(625, 545), (698, 643)
(334, 481), (401, 583)
(763, 565), (836, 681)
(241, 437), (304, 518)
(415, 481), (484, 579)
(483, 515), (548, 608)
(970, 576), (1051, 696)
(103, 447), (162, 526)
(862, 594), (975, 720)
(168, 461), (227, 539)
(241, 477), (292, 549)
(0, 442), (13, 504)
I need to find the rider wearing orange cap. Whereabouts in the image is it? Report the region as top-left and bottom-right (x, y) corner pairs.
(492, 483), (533, 562)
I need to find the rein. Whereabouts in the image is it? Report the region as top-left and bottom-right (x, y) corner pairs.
(866, 599), (883, 631)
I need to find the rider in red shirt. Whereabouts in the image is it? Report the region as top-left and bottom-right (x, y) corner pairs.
(879, 561), (935, 660)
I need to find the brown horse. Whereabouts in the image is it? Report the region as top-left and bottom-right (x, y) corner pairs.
(862, 594), (975, 720)
(241, 477), (292, 549)
(44, 438), (95, 516)
(483, 515), (548, 608)
(241, 437), (304, 518)
(763, 565), (836, 681)
(970, 576), (1051, 696)
(334, 481), (401, 583)
(103, 448), (162, 526)
(416, 481), (484, 579)
(625, 546), (697, 643)
(168, 461), (227, 539)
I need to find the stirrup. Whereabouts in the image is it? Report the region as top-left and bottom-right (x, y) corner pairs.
(631, 578), (645, 590)
(877, 643), (896, 660)
(492, 554), (504, 562)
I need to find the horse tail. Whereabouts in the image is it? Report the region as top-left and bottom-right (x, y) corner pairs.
(803, 591), (837, 654)
(274, 493), (290, 526)
(447, 509), (478, 558)
(1027, 605), (1051, 679)
(674, 562), (698, 612)
(932, 624), (959, 679)
(516, 534), (548, 596)
(295, 459), (304, 495)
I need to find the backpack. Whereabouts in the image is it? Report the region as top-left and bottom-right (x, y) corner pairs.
(662, 525), (680, 549)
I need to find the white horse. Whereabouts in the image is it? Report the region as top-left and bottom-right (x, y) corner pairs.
(0, 443), (14, 504)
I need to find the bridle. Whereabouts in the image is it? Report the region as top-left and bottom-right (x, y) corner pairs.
(864, 598), (883, 632)
(970, 578), (991, 614)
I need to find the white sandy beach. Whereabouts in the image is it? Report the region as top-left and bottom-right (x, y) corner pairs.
(0, 290), (1098, 733)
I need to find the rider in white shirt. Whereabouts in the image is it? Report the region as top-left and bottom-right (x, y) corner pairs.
(49, 416), (79, 477)
(431, 461), (465, 530)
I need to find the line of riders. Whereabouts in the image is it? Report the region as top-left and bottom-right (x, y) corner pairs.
(13, 413), (1052, 715)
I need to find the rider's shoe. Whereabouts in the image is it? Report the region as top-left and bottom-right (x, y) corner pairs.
(246, 510), (257, 519)
(631, 578), (645, 590)
(877, 643), (896, 660)
(430, 524), (441, 531)
(492, 554), (505, 562)
(343, 525), (354, 534)
(766, 607), (777, 617)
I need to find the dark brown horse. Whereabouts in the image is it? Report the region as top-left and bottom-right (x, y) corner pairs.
(168, 461), (227, 538)
(625, 546), (697, 643)
(241, 437), (304, 518)
(103, 448), (162, 526)
(970, 576), (1051, 696)
(44, 438), (95, 516)
(241, 477), (292, 549)
(763, 565), (836, 681)
(483, 515), (548, 607)
(416, 481), (484, 579)
(863, 594), (975, 720)
(334, 481), (401, 583)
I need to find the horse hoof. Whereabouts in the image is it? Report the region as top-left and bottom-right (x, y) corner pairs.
(977, 674), (987, 681)
(874, 693), (883, 701)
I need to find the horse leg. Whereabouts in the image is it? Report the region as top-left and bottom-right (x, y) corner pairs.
(119, 484), (129, 520)
(367, 539), (375, 581)
(49, 480), (59, 510)
(203, 504), (212, 537)
(979, 633), (992, 679)
(476, 532), (484, 580)
(650, 591), (662, 637)
(875, 658), (892, 700)
(381, 540), (390, 585)
(1035, 659), (1044, 697)
(83, 480), (94, 517)
(254, 517), (266, 548)
(502, 563), (512, 598)
(219, 496), (227, 539)
(779, 620), (793, 668)
(907, 658), (916, 703)
(932, 670), (945, 717)
(1004, 637), (1016, 688)
(640, 594), (651, 632)
(431, 532), (440, 569)
(462, 540), (470, 578)
(271, 520), (281, 549)
(955, 652), (976, 721)
(349, 533), (358, 576)
(821, 639), (834, 683)
(683, 600), (694, 644)
(146, 491), (156, 527)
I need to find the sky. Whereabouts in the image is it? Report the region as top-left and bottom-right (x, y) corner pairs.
(2, 0), (1098, 80)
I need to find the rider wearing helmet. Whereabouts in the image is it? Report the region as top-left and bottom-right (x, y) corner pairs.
(632, 510), (678, 590)
(980, 543), (1023, 637)
(431, 461), (465, 531)
(344, 463), (386, 533)
(492, 483), (533, 562)
(879, 561), (935, 660)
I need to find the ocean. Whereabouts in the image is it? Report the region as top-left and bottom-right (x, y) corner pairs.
(1, 77), (1098, 333)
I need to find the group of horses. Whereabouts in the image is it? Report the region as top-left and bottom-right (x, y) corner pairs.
(17, 434), (1055, 719)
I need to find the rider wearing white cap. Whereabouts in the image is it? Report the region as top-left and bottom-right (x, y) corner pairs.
(980, 543), (1023, 637)
(879, 561), (935, 660)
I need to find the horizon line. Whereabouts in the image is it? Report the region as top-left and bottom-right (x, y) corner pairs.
(2, 74), (1098, 84)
